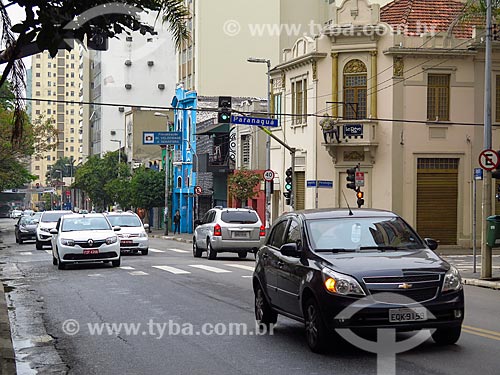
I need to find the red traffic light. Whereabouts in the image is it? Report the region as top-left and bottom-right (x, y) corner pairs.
(356, 191), (364, 199)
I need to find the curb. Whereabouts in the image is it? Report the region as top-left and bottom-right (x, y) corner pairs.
(0, 284), (16, 375)
(150, 234), (193, 244)
(463, 278), (500, 290)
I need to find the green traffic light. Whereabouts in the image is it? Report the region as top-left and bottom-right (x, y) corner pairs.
(285, 183), (292, 191)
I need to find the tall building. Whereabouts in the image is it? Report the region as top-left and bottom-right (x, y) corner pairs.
(30, 46), (82, 187)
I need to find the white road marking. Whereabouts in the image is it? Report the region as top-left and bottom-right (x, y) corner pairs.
(153, 266), (191, 275)
(189, 265), (231, 273)
(119, 266), (135, 270)
(224, 264), (255, 272)
(167, 248), (189, 253)
(149, 249), (165, 253)
(20, 252), (32, 256)
(241, 275), (253, 278)
(88, 274), (103, 277)
(45, 250), (52, 254)
(129, 271), (149, 276)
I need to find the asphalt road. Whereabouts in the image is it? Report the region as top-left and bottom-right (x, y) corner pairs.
(0, 218), (499, 375)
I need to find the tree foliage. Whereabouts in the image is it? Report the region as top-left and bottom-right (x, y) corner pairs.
(129, 166), (165, 210)
(228, 169), (262, 206)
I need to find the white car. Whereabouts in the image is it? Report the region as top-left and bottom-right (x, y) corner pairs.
(104, 212), (149, 255)
(50, 213), (121, 270)
(10, 209), (23, 219)
(36, 210), (74, 249)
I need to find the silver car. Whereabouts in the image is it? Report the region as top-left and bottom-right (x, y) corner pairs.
(36, 210), (73, 249)
(104, 212), (149, 255)
(50, 213), (121, 269)
(193, 207), (265, 260)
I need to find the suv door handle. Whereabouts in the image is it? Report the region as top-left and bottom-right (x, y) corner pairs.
(277, 261), (284, 268)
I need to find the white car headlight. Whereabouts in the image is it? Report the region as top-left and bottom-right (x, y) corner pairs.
(40, 227), (50, 233)
(61, 239), (75, 246)
(106, 236), (118, 245)
(442, 265), (462, 292)
(322, 267), (366, 296)
(139, 232), (148, 238)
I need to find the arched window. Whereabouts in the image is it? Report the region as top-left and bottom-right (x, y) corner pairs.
(177, 176), (182, 188)
(343, 59), (367, 120)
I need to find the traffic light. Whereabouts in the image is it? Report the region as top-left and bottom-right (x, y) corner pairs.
(283, 191), (291, 206)
(218, 96), (232, 124)
(356, 189), (365, 208)
(346, 167), (357, 190)
(285, 167), (293, 191)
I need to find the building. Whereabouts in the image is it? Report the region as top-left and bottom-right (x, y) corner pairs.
(268, 0), (498, 247)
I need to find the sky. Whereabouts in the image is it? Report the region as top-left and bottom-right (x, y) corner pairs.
(2, 3), (32, 71)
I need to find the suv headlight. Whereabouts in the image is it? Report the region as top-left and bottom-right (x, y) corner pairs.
(61, 239), (75, 246)
(322, 267), (365, 296)
(106, 236), (118, 245)
(442, 265), (462, 292)
(139, 232), (148, 238)
(40, 227), (50, 233)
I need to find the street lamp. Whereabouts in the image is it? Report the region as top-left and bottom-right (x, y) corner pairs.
(154, 112), (172, 235)
(55, 169), (63, 209)
(247, 57), (272, 228)
(110, 139), (122, 177)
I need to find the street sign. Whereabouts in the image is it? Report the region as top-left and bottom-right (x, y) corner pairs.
(263, 169), (275, 182)
(343, 124), (363, 137)
(307, 180), (317, 188)
(143, 131), (182, 145)
(318, 180), (333, 188)
(231, 115), (278, 127)
(479, 149), (499, 171)
(194, 186), (203, 195)
(474, 168), (483, 180)
(355, 171), (365, 187)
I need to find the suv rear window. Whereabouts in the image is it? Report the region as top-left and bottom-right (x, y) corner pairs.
(41, 212), (71, 222)
(221, 211), (258, 224)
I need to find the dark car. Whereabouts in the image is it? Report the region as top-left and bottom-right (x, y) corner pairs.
(15, 215), (39, 244)
(253, 208), (464, 352)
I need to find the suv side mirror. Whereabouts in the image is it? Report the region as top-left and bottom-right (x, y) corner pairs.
(49, 228), (58, 235)
(143, 223), (150, 230)
(424, 238), (438, 251)
(280, 242), (300, 257)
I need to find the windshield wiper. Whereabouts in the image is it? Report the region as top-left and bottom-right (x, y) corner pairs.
(315, 248), (357, 253)
(359, 246), (409, 251)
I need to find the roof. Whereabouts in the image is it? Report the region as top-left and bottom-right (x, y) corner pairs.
(380, 0), (474, 39)
(285, 208), (399, 220)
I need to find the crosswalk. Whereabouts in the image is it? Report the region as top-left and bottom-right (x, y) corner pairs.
(118, 263), (255, 278)
(442, 255), (500, 272)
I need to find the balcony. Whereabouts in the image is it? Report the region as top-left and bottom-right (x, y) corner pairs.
(321, 119), (378, 163)
(207, 149), (231, 174)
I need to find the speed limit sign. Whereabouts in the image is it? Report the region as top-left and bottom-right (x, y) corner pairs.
(263, 169), (275, 182)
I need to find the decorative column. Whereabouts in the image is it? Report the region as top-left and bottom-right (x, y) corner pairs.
(370, 51), (377, 119)
(331, 53), (339, 117)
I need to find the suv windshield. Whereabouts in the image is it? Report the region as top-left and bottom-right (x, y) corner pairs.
(106, 215), (143, 227)
(62, 217), (111, 232)
(307, 217), (424, 252)
(220, 211), (258, 224)
(41, 212), (71, 222)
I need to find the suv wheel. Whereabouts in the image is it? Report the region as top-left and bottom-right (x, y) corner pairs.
(207, 240), (217, 260)
(52, 254), (57, 265)
(255, 284), (277, 328)
(141, 249), (149, 255)
(238, 251), (247, 259)
(304, 298), (328, 353)
(57, 259), (66, 270)
(432, 326), (461, 345)
(112, 258), (121, 267)
(36, 240), (43, 250)
(193, 239), (203, 258)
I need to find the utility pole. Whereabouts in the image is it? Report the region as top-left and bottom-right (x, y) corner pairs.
(481, 0), (493, 279)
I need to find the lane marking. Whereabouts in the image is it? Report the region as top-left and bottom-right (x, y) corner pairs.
(119, 266), (135, 270)
(88, 274), (103, 277)
(45, 250), (52, 254)
(149, 249), (165, 253)
(167, 248), (189, 253)
(224, 264), (255, 272)
(20, 252), (33, 256)
(463, 325), (500, 338)
(189, 265), (231, 273)
(129, 271), (149, 276)
(241, 275), (253, 278)
(153, 266), (191, 275)
(463, 328), (500, 341)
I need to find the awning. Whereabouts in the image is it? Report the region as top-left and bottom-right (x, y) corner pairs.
(196, 122), (229, 136)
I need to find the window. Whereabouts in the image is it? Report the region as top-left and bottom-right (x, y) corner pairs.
(496, 76), (500, 122)
(272, 93), (282, 126)
(427, 74), (450, 121)
(35, 73), (40, 77)
(343, 59), (367, 120)
(291, 78), (307, 125)
(268, 220), (288, 248)
(284, 219), (302, 248)
(241, 134), (250, 168)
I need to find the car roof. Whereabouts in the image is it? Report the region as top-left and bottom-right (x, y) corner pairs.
(105, 211), (138, 216)
(62, 213), (106, 220)
(283, 208), (399, 220)
(212, 207), (257, 212)
(41, 210), (73, 215)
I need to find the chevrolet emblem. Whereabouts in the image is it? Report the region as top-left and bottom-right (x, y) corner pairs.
(398, 283), (413, 289)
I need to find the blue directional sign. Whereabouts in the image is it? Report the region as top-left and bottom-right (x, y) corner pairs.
(307, 180), (317, 188)
(474, 167), (483, 180)
(231, 115), (278, 127)
(143, 132), (182, 145)
(318, 180), (333, 188)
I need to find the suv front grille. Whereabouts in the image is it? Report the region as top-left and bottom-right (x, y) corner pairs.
(363, 274), (440, 284)
(369, 287), (439, 303)
(75, 240), (106, 248)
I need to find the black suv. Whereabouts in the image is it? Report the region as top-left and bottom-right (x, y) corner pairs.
(253, 209), (464, 352)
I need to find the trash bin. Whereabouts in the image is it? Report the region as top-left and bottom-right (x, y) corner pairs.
(486, 215), (500, 247)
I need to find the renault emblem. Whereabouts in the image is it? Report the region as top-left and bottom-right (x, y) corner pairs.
(398, 283), (413, 289)
(87, 239), (94, 246)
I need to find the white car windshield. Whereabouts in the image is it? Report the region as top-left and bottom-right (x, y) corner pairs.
(61, 217), (112, 232)
(106, 215), (142, 227)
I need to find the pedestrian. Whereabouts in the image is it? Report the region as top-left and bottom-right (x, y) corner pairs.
(173, 209), (181, 234)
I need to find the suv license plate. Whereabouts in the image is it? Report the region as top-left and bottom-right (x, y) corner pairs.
(121, 240), (133, 245)
(233, 232), (249, 238)
(389, 307), (428, 322)
(83, 249), (99, 255)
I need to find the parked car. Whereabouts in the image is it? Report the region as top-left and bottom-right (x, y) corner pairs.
(50, 213), (121, 270)
(14, 215), (39, 244)
(36, 210), (73, 249)
(104, 211), (149, 255)
(10, 209), (23, 219)
(253, 208), (464, 352)
(193, 207), (266, 259)
(22, 209), (35, 216)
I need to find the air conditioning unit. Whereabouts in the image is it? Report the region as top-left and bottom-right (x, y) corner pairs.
(118, 107), (124, 112)
(147, 60), (154, 66)
(124, 60), (132, 66)
(125, 84), (132, 90)
(110, 130), (116, 136)
(126, 36), (133, 42)
(158, 83), (165, 90)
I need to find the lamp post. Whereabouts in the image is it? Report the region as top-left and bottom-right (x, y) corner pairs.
(65, 159), (75, 210)
(154, 112), (172, 235)
(55, 169), (63, 209)
(247, 57), (271, 228)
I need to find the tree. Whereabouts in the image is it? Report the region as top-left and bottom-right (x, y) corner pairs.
(0, 0), (190, 146)
(129, 166), (165, 229)
(228, 169), (262, 207)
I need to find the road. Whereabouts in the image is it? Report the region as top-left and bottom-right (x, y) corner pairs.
(0, 218), (499, 375)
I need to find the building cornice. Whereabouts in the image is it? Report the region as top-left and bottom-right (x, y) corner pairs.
(272, 52), (328, 73)
(383, 47), (477, 58)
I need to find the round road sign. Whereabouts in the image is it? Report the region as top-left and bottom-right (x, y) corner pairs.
(263, 170), (275, 182)
(194, 186), (203, 195)
(479, 149), (499, 171)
